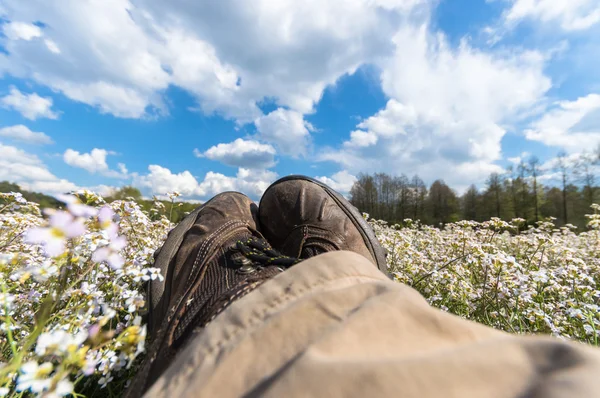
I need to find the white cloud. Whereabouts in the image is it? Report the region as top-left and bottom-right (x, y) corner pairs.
(380, 27), (550, 129)
(2, 21), (42, 40)
(2, 0), (591, 194)
(503, 0), (600, 31)
(540, 152), (580, 171)
(538, 151), (600, 185)
(507, 152), (531, 165)
(1, 87), (58, 120)
(0, 142), (79, 194)
(135, 165), (199, 197)
(54, 81), (158, 119)
(141, 0), (425, 120)
(316, 170), (358, 195)
(524, 94), (600, 152)
(44, 39), (60, 54)
(255, 108), (313, 157)
(134, 164), (277, 200)
(0, 124), (53, 144)
(21, 179), (80, 195)
(63, 148), (129, 179)
(63, 148), (109, 173)
(0, 0), (423, 121)
(321, 24), (550, 187)
(0, 142), (43, 166)
(0, 3), (170, 119)
(344, 130), (378, 148)
(200, 138), (276, 169)
(196, 168), (278, 199)
(117, 163), (128, 175)
(90, 184), (118, 197)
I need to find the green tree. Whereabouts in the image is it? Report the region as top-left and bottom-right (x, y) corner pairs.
(109, 186), (143, 201)
(427, 180), (459, 226)
(461, 185), (479, 221)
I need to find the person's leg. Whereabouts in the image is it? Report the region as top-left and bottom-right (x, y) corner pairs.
(127, 192), (299, 397)
(145, 250), (600, 398)
(133, 177), (600, 397)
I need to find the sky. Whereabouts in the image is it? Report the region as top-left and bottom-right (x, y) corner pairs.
(0, 0), (599, 201)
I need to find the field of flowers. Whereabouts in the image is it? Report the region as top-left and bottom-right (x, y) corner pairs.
(0, 190), (598, 397)
(375, 213), (600, 343)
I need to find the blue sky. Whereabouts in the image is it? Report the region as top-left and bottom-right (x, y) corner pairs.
(0, 0), (599, 200)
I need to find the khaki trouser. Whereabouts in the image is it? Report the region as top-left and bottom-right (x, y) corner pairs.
(146, 251), (600, 397)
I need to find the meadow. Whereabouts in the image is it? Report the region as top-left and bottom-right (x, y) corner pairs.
(0, 191), (598, 397)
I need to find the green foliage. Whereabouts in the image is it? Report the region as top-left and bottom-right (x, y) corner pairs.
(350, 166), (599, 230)
(0, 181), (62, 209)
(0, 183), (200, 224)
(104, 187), (200, 223)
(107, 186), (143, 201)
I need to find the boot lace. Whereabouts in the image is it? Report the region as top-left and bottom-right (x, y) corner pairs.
(172, 237), (299, 346)
(233, 236), (300, 270)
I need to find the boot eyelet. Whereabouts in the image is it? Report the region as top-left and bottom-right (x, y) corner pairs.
(232, 255), (253, 266)
(237, 264), (256, 274)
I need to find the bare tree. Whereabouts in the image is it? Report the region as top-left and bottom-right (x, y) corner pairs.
(350, 174), (378, 217)
(517, 161), (530, 220)
(375, 173), (393, 221)
(574, 152), (598, 207)
(528, 156), (540, 223)
(411, 175), (427, 221)
(347, 169), (594, 229)
(486, 172), (503, 218)
(506, 165), (518, 218)
(555, 151), (570, 224)
(396, 174), (409, 222)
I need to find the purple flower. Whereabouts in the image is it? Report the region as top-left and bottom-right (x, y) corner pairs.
(98, 206), (115, 225)
(57, 194), (98, 218)
(92, 235), (127, 269)
(25, 211), (86, 257)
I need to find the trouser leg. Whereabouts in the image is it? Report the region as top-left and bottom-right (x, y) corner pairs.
(146, 251), (600, 398)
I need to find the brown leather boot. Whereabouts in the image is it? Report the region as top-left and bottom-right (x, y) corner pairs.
(258, 175), (388, 274)
(127, 192), (298, 397)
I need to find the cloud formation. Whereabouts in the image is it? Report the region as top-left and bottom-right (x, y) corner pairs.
(1, 87), (58, 120)
(0, 125), (53, 144)
(0, 142), (78, 194)
(134, 165), (277, 200)
(0, 0), (597, 197)
(255, 109), (314, 157)
(63, 148), (129, 179)
(0, 0), (424, 122)
(502, 0), (600, 31)
(321, 24), (550, 188)
(316, 170), (357, 195)
(524, 94), (600, 152)
(199, 138), (276, 169)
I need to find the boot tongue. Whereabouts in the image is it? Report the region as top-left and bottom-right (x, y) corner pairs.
(300, 241), (338, 259)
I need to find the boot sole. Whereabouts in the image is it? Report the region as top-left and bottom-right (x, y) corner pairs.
(260, 175), (389, 276)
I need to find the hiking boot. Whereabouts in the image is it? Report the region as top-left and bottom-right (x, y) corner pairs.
(258, 175), (388, 274)
(127, 192), (298, 397)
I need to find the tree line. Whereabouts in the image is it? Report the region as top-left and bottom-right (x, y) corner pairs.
(0, 182), (198, 223)
(349, 151), (600, 229)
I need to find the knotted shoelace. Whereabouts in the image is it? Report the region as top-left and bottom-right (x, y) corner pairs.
(234, 236), (301, 269)
(172, 237), (300, 346)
